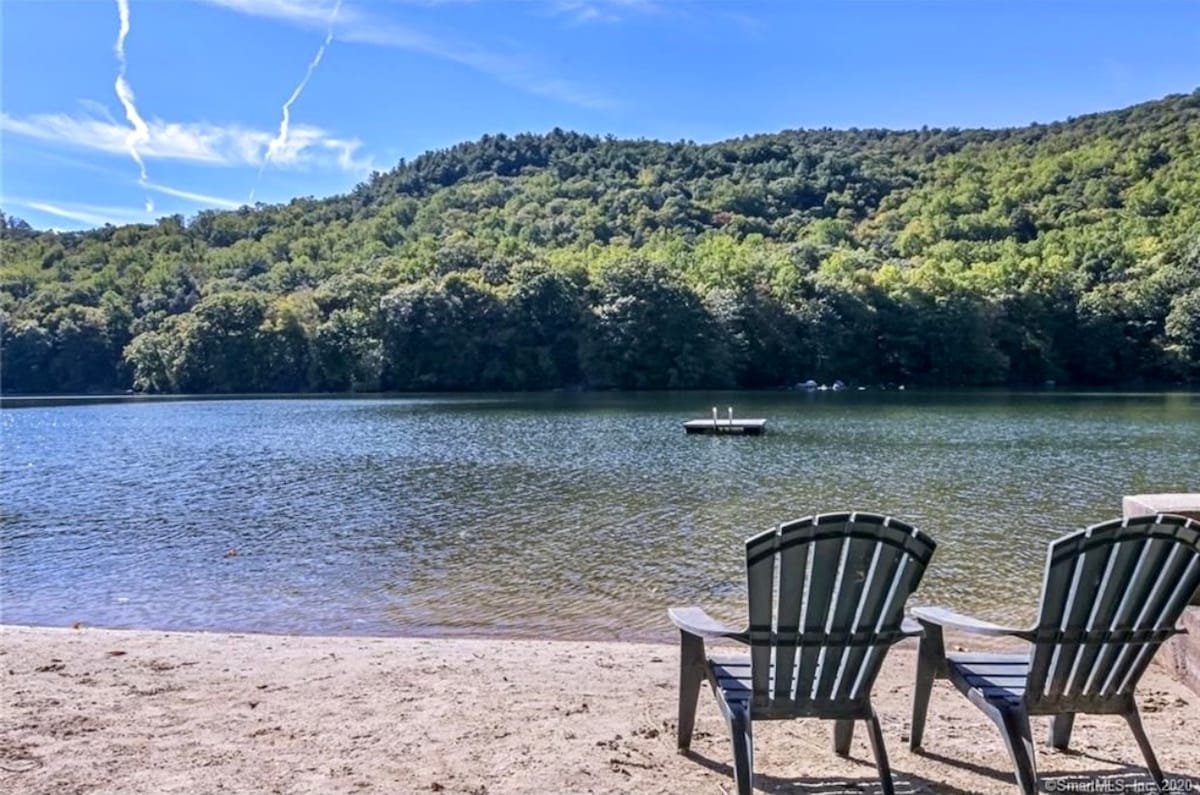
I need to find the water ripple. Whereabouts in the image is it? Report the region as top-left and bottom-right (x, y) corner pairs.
(2, 391), (1197, 639)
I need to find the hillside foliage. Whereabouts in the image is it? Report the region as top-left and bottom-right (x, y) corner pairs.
(2, 91), (1199, 393)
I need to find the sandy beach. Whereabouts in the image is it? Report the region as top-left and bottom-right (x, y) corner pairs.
(2, 625), (1197, 794)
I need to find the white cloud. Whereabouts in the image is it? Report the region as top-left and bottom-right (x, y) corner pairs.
(548, 0), (661, 25)
(76, 98), (120, 126)
(204, 0), (336, 26)
(145, 182), (243, 209)
(347, 24), (615, 110)
(7, 199), (154, 228)
(0, 111), (373, 173)
(200, 0), (617, 110)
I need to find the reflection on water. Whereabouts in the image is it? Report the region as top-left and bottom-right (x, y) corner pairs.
(1, 391), (1197, 640)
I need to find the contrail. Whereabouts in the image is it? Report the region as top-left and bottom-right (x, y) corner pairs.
(250, 0), (341, 202)
(114, 0), (154, 213)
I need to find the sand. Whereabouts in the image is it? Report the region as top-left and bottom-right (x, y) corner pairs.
(1, 625), (1197, 794)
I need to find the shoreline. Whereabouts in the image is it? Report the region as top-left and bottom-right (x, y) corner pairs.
(3, 625), (1197, 794)
(0, 619), (678, 645)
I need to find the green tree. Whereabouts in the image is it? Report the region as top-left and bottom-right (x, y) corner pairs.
(380, 274), (508, 389)
(584, 261), (727, 388)
(315, 309), (383, 392)
(173, 292), (270, 393)
(1164, 288), (1200, 379)
(0, 316), (54, 393)
(505, 266), (586, 388)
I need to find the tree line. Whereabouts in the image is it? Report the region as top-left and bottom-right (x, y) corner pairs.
(2, 91), (1198, 393)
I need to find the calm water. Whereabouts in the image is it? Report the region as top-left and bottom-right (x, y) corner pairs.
(1, 391), (1197, 640)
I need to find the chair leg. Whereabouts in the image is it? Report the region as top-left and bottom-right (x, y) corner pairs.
(910, 622), (947, 752)
(833, 719), (854, 756)
(726, 704), (754, 795)
(1048, 713), (1075, 750)
(677, 631), (706, 752)
(910, 643), (937, 751)
(1123, 705), (1165, 789)
(988, 703), (1038, 795)
(865, 707), (896, 795)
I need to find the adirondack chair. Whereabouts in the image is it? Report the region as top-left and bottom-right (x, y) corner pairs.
(668, 511), (937, 795)
(909, 513), (1200, 795)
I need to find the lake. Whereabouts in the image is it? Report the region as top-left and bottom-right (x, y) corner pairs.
(1, 391), (1196, 640)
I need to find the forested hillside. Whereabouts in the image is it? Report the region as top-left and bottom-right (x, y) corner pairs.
(2, 91), (1198, 393)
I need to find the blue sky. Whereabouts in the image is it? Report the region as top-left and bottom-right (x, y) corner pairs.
(1, 0), (1197, 231)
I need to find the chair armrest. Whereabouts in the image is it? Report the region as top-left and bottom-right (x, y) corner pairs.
(910, 605), (1033, 640)
(900, 616), (924, 637)
(668, 606), (745, 641)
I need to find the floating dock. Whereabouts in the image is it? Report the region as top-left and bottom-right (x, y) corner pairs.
(684, 418), (767, 435)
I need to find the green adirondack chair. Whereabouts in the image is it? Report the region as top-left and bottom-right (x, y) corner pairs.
(910, 513), (1200, 794)
(668, 511), (937, 795)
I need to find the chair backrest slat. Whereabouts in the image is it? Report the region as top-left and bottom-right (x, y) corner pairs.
(743, 512), (935, 714)
(842, 535), (925, 701)
(1043, 531), (1118, 698)
(746, 532), (777, 701)
(829, 539), (889, 702)
(1025, 524), (1082, 697)
(1104, 543), (1200, 697)
(1065, 534), (1150, 699)
(1026, 514), (1200, 710)
(1077, 531), (1162, 697)
(813, 528), (881, 702)
(770, 532), (810, 701)
(791, 525), (844, 703)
